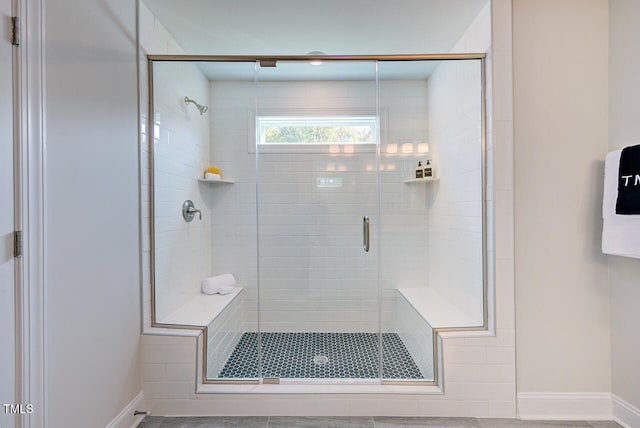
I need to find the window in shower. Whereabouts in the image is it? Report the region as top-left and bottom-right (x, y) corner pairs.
(258, 116), (377, 145)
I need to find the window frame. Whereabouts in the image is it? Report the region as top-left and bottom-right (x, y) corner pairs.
(248, 109), (380, 154)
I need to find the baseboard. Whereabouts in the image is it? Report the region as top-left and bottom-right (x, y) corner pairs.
(612, 394), (640, 428)
(517, 392), (612, 421)
(105, 391), (146, 428)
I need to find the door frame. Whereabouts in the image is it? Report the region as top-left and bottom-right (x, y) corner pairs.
(14, 0), (47, 426)
(2, 0), (19, 426)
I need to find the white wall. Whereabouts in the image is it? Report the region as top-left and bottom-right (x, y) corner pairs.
(139, 3), (185, 55)
(513, 0), (611, 396)
(206, 294), (245, 378)
(140, 3), (187, 330)
(425, 0), (491, 327)
(204, 71), (481, 378)
(378, 79), (431, 294)
(395, 295), (434, 380)
(152, 61), (212, 321)
(253, 82), (381, 333)
(44, 0), (141, 426)
(140, 3), (215, 322)
(209, 78), (455, 332)
(204, 79), (257, 320)
(425, 59), (484, 324)
(608, 0), (640, 414)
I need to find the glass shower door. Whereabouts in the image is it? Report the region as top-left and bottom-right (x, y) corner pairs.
(254, 60), (382, 382)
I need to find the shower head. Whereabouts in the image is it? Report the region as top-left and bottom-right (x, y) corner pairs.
(184, 96), (209, 115)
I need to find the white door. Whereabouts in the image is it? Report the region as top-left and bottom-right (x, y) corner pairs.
(0, 2), (17, 428)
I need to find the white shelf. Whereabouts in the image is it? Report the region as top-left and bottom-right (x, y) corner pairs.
(198, 178), (235, 184)
(158, 287), (243, 327)
(404, 177), (439, 184)
(397, 287), (481, 328)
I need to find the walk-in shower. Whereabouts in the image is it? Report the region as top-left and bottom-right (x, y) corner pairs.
(147, 55), (486, 385)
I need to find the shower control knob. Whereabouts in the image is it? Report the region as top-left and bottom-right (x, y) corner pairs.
(182, 200), (202, 222)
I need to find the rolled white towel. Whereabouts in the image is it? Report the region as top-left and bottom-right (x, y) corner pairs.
(201, 273), (236, 295)
(204, 172), (221, 180)
(218, 286), (234, 295)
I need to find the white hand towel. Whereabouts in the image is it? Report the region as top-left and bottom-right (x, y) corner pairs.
(602, 149), (640, 259)
(205, 173), (221, 180)
(201, 274), (236, 295)
(218, 286), (234, 295)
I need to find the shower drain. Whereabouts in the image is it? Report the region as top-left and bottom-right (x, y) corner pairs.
(313, 355), (329, 365)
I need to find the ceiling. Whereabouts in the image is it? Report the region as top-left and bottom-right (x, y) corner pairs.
(142, 0), (488, 56)
(143, 0), (488, 81)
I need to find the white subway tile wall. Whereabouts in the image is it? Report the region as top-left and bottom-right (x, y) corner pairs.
(152, 61), (213, 321)
(425, 59), (484, 324)
(208, 77), (471, 332)
(206, 293), (245, 378)
(378, 79), (431, 295)
(394, 292), (435, 380)
(211, 79), (379, 332)
(140, 3), (216, 324)
(206, 79), (259, 330)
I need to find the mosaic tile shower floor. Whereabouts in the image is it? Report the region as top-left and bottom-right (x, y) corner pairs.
(217, 332), (424, 380)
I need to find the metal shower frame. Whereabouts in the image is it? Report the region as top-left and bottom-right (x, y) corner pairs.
(145, 53), (488, 388)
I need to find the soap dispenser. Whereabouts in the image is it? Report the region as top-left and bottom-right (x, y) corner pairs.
(424, 159), (433, 178)
(415, 161), (424, 179)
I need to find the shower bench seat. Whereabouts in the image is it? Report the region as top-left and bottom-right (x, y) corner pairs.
(158, 287), (244, 327)
(397, 287), (481, 329)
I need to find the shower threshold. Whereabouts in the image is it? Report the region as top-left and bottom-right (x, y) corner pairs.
(216, 332), (425, 380)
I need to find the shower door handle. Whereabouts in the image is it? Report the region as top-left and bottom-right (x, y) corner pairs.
(363, 216), (370, 252)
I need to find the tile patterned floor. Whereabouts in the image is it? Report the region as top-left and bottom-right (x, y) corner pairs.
(217, 332), (424, 380)
(138, 416), (623, 428)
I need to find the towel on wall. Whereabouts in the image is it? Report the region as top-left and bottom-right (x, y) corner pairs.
(201, 273), (236, 295)
(615, 144), (640, 214)
(602, 148), (640, 259)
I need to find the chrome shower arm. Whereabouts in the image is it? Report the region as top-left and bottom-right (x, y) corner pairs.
(184, 96), (209, 115)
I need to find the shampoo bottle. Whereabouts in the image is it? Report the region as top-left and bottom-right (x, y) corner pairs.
(415, 161), (424, 179)
(424, 159), (433, 178)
